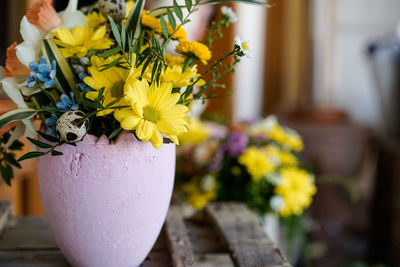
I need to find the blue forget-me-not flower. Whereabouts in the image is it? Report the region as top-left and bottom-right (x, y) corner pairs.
(56, 92), (79, 112)
(27, 56), (56, 88)
(45, 114), (59, 136)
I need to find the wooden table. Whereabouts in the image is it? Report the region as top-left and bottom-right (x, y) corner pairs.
(0, 202), (290, 267)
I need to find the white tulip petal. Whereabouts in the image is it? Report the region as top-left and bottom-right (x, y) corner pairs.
(16, 42), (40, 68)
(61, 0), (78, 20)
(60, 10), (88, 30)
(1, 77), (27, 108)
(20, 16), (43, 44)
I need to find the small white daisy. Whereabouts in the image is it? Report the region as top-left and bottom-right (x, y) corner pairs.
(270, 195), (285, 212)
(200, 174), (217, 191)
(234, 35), (252, 58)
(221, 6), (238, 23)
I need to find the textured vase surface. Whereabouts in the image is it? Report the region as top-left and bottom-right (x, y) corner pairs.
(37, 132), (176, 267)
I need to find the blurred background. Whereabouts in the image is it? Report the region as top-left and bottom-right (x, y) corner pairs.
(1, 0), (400, 266)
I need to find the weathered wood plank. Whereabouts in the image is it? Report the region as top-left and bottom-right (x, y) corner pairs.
(164, 206), (196, 267)
(0, 217), (58, 250)
(0, 251), (70, 267)
(0, 202), (12, 234)
(185, 217), (228, 254)
(195, 253), (234, 267)
(205, 203), (291, 267)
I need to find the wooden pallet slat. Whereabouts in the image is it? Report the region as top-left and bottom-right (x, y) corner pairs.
(0, 201), (291, 266)
(164, 205), (196, 267)
(205, 203), (291, 267)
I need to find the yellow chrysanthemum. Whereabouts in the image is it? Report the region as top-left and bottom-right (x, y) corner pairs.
(163, 65), (205, 88)
(275, 167), (316, 217)
(52, 25), (114, 58)
(141, 12), (187, 41)
(179, 118), (210, 146)
(176, 41), (211, 65)
(114, 79), (189, 149)
(183, 177), (217, 210)
(86, 11), (107, 29)
(269, 124), (304, 152)
(166, 53), (185, 67)
(238, 146), (275, 180)
(262, 145), (298, 166)
(83, 55), (141, 116)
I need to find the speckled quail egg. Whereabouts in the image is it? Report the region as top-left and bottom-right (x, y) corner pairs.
(98, 0), (126, 22)
(56, 111), (89, 143)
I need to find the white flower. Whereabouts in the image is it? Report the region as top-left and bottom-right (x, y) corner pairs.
(200, 174), (217, 192)
(221, 6), (238, 23)
(267, 172), (282, 186)
(16, 0), (88, 68)
(234, 35), (252, 58)
(248, 115), (278, 136)
(270, 195), (285, 212)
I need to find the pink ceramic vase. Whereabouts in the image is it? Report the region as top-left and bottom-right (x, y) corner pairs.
(37, 132), (176, 267)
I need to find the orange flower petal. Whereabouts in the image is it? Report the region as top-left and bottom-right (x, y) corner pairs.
(27, 0), (61, 32)
(4, 42), (30, 77)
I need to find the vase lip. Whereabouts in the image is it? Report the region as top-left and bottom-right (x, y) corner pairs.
(39, 128), (175, 148)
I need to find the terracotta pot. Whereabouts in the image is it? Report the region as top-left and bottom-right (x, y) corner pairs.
(37, 132), (176, 267)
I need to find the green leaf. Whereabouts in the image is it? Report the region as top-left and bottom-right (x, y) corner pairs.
(42, 39), (79, 102)
(141, 57), (152, 77)
(8, 140), (24, 151)
(37, 131), (60, 143)
(42, 104), (59, 115)
(87, 48), (96, 58)
(126, 0), (146, 39)
(108, 16), (121, 46)
(51, 150), (63, 156)
(99, 57), (124, 72)
(173, 0), (183, 21)
(121, 21), (126, 51)
(151, 60), (159, 83)
(160, 15), (169, 39)
(27, 137), (53, 149)
(105, 95), (125, 108)
(3, 153), (21, 168)
(0, 164), (12, 186)
(185, 0), (192, 11)
(0, 108), (38, 130)
(99, 47), (121, 58)
(167, 9), (176, 29)
(108, 127), (122, 140)
(18, 151), (46, 162)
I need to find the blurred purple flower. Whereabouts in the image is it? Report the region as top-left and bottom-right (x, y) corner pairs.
(206, 122), (228, 140)
(209, 147), (224, 172)
(225, 131), (249, 157)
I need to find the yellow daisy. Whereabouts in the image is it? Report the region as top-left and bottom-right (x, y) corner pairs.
(238, 146), (275, 180)
(166, 53), (185, 67)
(114, 79), (189, 149)
(275, 167), (316, 217)
(86, 11), (107, 29)
(163, 65), (205, 88)
(176, 41), (212, 65)
(141, 12), (187, 41)
(83, 55), (141, 116)
(179, 118), (210, 146)
(52, 25), (114, 58)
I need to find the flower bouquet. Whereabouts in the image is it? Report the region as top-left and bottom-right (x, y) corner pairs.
(0, 0), (263, 266)
(178, 115), (317, 259)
